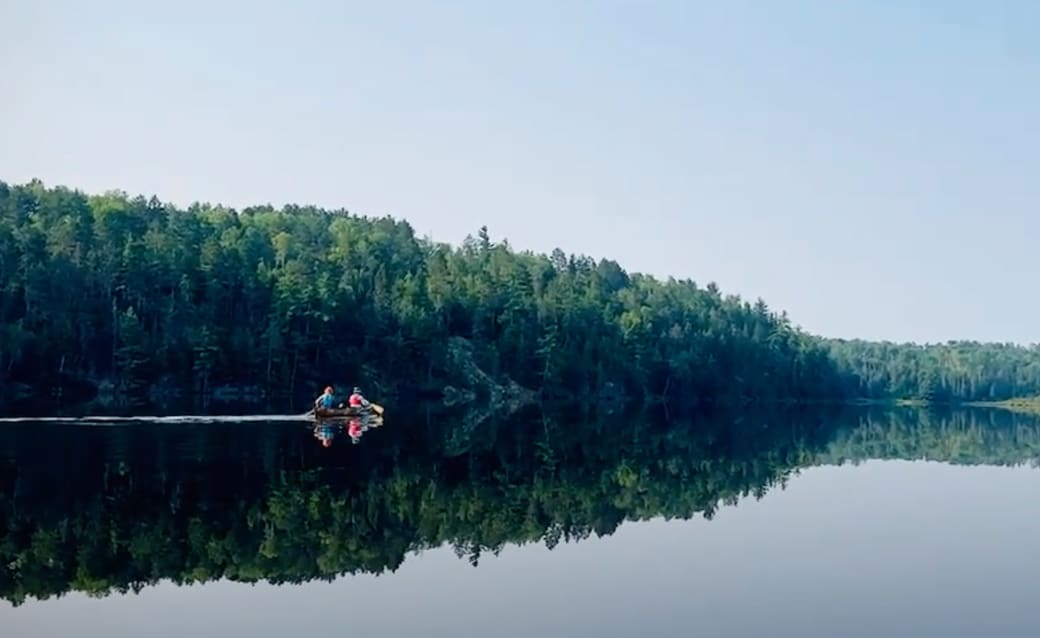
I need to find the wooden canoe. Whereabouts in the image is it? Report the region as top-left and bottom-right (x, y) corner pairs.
(313, 404), (384, 418)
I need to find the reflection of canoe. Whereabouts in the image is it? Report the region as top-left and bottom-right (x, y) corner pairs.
(313, 404), (384, 419)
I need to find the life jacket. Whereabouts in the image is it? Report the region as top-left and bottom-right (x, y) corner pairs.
(349, 393), (363, 407)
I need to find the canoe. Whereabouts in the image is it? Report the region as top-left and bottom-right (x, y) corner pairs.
(314, 406), (368, 418)
(313, 404), (383, 419)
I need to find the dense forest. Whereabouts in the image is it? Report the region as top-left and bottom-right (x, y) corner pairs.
(1, 404), (1037, 606)
(825, 339), (1040, 403)
(3, 178), (1040, 408)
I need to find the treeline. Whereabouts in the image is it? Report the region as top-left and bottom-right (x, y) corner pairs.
(0, 178), (843, 405)
(826, 339), (1040, 403)
(3, 178), (1040, 406)
(1, 404), (1037, 605)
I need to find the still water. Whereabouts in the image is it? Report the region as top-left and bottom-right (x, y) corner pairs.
(2, 405), (1040, 637)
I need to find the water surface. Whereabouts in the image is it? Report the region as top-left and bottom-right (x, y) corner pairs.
(2, 405), (1038, 637)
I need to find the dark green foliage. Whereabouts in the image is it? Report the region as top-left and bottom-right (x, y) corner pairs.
(3, 177), (1040, 407)
(0, 179), (844, 405)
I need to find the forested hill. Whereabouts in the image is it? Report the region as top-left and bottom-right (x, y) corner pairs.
(826, 339), (1040, 403)
(2, 178), (1039, 407)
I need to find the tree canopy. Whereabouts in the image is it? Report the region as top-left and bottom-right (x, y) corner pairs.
(2, 178), (1040, 408)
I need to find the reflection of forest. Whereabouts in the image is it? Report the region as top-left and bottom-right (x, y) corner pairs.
(1, 405), (1038, 606)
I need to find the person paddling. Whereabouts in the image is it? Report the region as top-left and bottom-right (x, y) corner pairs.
(348, 387), (370, 409)
(314, 386), (336, 411)
(348, 386), (385, 416)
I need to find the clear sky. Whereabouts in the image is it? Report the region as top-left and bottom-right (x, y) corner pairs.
(2, 0), (1038, 344)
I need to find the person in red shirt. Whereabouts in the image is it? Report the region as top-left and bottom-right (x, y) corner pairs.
(348, 387), (369, 408)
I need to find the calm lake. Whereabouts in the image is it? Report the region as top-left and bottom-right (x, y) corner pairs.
(2, 404), (1040, 637)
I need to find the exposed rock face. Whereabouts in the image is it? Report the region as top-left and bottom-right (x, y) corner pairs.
(442, 337), (538, 412)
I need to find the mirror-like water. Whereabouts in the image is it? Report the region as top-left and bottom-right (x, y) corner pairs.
(2, 405), (1038, 637)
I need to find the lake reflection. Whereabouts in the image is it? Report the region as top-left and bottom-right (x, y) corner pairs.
(2, 405), (1040, 637)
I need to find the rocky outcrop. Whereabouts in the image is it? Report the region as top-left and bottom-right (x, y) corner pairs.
(442, 337), (538, 413)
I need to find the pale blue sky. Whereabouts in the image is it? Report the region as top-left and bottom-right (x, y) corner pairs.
(2, 1), (1038, 344)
